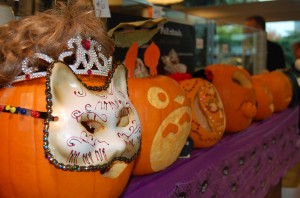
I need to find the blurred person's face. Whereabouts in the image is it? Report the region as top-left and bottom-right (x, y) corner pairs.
(244, 19), (263, 33)
(244, 19), (263, 29)
(292, 45), (300, 59)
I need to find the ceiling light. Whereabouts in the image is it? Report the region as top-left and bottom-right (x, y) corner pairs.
(147, 0), (183, 5)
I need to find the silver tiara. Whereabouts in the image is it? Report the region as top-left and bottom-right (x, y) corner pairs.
(13, 35), (112, 83)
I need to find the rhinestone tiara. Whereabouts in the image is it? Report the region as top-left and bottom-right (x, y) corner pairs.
(13, 35), (112, 84)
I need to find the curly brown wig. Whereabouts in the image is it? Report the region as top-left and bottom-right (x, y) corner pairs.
(0, 0), (114, 86)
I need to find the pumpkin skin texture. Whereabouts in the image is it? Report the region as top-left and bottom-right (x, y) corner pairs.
(251, 77), (274, 120)
(0, 74), (136, 198)
(179, 78), (226, 148)
(252, 71), (293, 112)
(205, 64), (257, 133)
(128, 75), (192, 175)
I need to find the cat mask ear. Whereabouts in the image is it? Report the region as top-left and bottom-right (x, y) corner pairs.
(50, 62), (129, 104)
(111, 64), (128, 96)
(50, 62), (84, 105)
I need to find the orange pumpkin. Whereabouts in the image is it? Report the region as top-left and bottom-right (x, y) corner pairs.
(251, 77), (274, 120)
(128, 75), (192, 175)
(122, 38), (191, 175)
(0, 73), (136, 198)
(179, 78), (226, 148)
(205, 64), (257, 133)
(252, 71), (293, 112)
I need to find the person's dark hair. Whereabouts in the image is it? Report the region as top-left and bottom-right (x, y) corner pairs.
(246, 15), (266, 30)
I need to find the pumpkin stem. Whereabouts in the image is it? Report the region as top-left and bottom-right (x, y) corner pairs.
(144, 42), (160, 76)
(124, 42), (139, 78)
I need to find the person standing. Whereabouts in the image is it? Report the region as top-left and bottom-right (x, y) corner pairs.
(292, 41), (300, 70)
(244, 15), (286, 71)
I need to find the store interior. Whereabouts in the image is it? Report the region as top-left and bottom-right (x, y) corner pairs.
(0, 0), (300, 198)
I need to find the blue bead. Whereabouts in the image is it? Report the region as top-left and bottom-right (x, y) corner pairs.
(16, 107), (21, 113)
(20, 108), (27, 115)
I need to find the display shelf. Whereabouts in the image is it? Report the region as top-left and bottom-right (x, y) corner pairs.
(122, 106), (300, 198)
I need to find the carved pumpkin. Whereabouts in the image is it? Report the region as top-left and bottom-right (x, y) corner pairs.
(128, 75), (191, 175)
(122, 40), (192, 175)
(252, 71), (293, 112)
(179, 78), (226, 148)
(251, 77), (274, 120)
(205, 64), (257, 133)
(0, 63), (140, 198)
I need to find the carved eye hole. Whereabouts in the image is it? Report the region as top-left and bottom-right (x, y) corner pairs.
(232, 70), (252, 89)
(116, 108), (129, 127)
(81, 121), (103, 134)
(147, 87), (170, 109)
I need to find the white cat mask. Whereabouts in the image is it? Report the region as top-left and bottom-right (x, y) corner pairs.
(44, 61), (141, 173)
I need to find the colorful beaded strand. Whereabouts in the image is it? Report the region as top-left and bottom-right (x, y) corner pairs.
(0, 105), (57, 121)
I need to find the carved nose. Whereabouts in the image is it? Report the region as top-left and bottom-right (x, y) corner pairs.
(241, 101), (257, 118)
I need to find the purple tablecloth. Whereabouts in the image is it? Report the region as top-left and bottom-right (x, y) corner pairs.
(121, 106), (300, 198)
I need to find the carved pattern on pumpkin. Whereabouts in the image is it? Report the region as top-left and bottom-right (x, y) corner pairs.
(129, 75), (192, 175)
(147, 85), (192, 171)
(147, 87), (169, 109)
(251, 78), (274, 120)
(180, 78), (226, 148)
(252, 71), (292, 112)
(205, 65), (257, 133)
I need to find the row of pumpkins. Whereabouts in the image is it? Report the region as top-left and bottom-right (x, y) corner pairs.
(0, 3), (298, 197)
(0, 61), (296, 198)
(1, 46), (298, 198)
(125, 47), (298, 196)
(130, 63), (298, 177)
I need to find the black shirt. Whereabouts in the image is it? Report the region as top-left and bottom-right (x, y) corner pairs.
(266, 40), (286, 71)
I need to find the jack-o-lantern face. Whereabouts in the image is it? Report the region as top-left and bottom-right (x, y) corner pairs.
(206, 64), (257, 133)
(253, 71), (292, 112)
(128, 75), (192, 175)
(180, 78), (226, 148)
(46, 62), (141, 173)
(251, 77), (274, 120)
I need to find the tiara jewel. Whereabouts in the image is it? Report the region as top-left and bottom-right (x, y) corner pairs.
(13, 35), (112, 84)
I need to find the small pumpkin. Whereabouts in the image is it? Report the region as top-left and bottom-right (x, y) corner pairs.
(179, 78), (226, 148)
(251, 77), (274, 120)
(205, 64), (257, 133)
(252, 71), (293, 112)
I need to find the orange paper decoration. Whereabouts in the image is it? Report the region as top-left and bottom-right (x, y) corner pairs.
(124, 42), (139, 78)
(144, 41), (160, 76)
